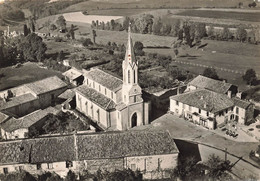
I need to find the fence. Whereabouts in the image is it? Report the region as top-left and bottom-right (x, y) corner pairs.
(175, 60), (260, 77)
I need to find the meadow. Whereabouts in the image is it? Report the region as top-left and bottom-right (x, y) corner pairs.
(176, 10), (260, 22)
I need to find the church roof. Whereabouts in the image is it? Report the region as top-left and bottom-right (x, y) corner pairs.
(75, 85), (116, 111)
(84, 69), (122, 92)
(0, 131), (178, 165)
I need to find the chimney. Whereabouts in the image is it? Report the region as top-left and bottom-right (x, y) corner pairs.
(177, 86), (180, 95)
(236, 92), (242, 99)
(222, 79), (226, 83)
(204, 103), (207, 109)
(227, 91), (232, 98)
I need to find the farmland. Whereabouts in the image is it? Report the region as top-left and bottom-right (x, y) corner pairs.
(176, 10), (260, 22)
(63, 12), (122, 24)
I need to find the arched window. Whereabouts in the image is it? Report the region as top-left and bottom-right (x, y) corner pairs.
(134, 70), (136, 83)
(128, 70), (130, 83)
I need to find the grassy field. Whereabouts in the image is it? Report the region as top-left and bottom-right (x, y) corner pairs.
(62, 0), (255, 13)
(0, 62), (62, 91)
(176, 9), (260, 22)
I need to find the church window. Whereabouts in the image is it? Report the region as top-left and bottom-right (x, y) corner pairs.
(93, 82), (95, 88)
(111, 92), (113, 99)
(97, 109), (100, 122)
(86, 79), (88, 85)
(176, 101), (179, 106)
(134, 70), (136, 83)
(118, 112), (120, 119)
(78, 96), (82, 110)
(128, 70), (130, 83)
(134, 95), (137, 103)
(91, 105), (93, 118)
(85, 101), (88, 114)
(99, 85), (101, 91)
(3, 168), (8, 174)
(105, 88), (107, 95)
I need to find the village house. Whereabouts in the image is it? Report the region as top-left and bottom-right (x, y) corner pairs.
(170, 76), (254, 129)
(62, 68), (84, 86)
(0, 107), (60, 140)
(0, 131), (179, 180)
(186, 75), (238, 96)
(75, 26), (150, 131)
(0, 76), (67, 117)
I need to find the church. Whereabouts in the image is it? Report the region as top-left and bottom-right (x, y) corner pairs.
(75, 26), (150, 130)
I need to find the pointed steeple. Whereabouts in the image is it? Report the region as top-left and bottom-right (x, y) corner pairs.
(124, 23), (137, 67)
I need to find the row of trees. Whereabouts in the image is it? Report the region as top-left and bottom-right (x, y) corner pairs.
(0, 168), (142, 181)
(95, 14), (258, 44)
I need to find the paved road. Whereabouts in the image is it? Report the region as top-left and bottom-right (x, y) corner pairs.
(133, 113), (260, 179)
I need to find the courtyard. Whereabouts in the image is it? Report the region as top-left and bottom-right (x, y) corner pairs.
(133, 113), (259, 164)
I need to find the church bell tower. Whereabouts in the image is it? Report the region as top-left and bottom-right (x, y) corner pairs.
(122, 24), (143, 105)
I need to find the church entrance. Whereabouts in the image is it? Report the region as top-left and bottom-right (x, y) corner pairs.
(131, 113), (137, 128)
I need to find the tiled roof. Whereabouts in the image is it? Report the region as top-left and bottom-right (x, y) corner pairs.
(84, 68), (122, 91)
(189, 75), (233, 94)
(25, 76), (67, 95)
(0, 136), (75, 164)
(232, 97), (252, 109)
(62, 68), (83, 80)
(0, 93), (37, 110)
(58, 89), (75, 100)
(75, 85), (116, 110)
(0, 112), (9, 124)
(77, 131), (178, 160)
(0, 107), (59, 132)
(0, 131), (178, 164)
(30, 136), (75, 163)
(170, 89), (234, 113)
(0, 140), (31, 164)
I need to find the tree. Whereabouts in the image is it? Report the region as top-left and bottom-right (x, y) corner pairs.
(195, 23), (206, 42)
(69, 24), (75, 40)
(92, 29), (96, 44)
(65, 170), (77, 181)
(82, 38), (93, 47)
(243, 68), (257, 85)
(134, 14), (154, 34)
(134, 41), (145, 56)
(173, 49), (179, 58)
(207, 25), (214, 39)
(50, 24), (57, 31)
(57, 50), (65, 62)
(56, 15), (66, 30)
(0, 171), (37, 181)
(206, 154), (232, 180)
(237, 26), (247, 42)
(203, 68), (219, 80)
(152, 18), (162, 35)
(221, 26), (231, 40)
(238, 2), (243, 8)
(123, 16), (130, 31)
(23, 24), (29, 36)
(17, 33), (47, 62)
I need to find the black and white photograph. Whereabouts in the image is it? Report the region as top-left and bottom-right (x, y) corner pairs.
(0, 0), (259, 180)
